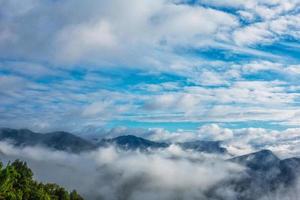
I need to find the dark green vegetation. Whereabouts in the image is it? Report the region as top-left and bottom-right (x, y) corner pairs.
(0, 159), (84, 200)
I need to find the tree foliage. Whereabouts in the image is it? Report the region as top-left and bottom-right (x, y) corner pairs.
(0, 160), (84, 200)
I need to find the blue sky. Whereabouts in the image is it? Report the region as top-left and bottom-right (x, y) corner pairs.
(0, 0), (300, 138)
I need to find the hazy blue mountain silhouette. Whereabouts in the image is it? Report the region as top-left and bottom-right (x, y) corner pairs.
(178, 140), (227, 154)
(98, 135), (169, 150)
(218, 150), (300, 200)
(0, 128), (96, 153)
(0, 128), (227, 154)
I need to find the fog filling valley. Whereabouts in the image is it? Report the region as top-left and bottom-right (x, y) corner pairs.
(0, 141), (299, 200)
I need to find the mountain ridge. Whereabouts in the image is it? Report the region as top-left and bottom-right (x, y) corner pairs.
(0, 128), (299, 162)
(1, 128), (299, 200)
(0, 128), (228, 154)
(0, 128), (96, 153)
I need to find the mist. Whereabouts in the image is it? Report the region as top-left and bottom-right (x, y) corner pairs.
(0, 141), (299, 200)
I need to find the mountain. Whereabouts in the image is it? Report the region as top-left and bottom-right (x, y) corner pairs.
(0, 128), (299, 200)
(178, 140), (227, 154)
(0, 128), (41, 146)
(41, 131), (97, 153)
(98, 135), (169, 151)
(229, 149), (280, 170)
(229, 149), (300, 182)
(218, 150), (300, 200)
(229, 150), (300, 177)
(0, 128), (96, 153)
(98, 135), (228, 154)
(281, 157), (300, 169)
(0, 128), (229, 154)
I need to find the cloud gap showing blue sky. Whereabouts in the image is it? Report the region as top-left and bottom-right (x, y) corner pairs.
(0, 0), (300, 139)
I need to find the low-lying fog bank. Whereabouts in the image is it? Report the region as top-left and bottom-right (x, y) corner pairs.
(0, 141), (299, 200)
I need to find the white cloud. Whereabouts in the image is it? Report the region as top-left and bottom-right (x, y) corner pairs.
(197, 70), (228, 86)
(241, 60), (282, 73)
(233, 23), (273, 46)
(82, 101), (114, 117)
(146, 123), (300, 158)
(93, 124), (300, 159)
(199, 0), (300, 46)
(0, 61), (59, 78)
(193, 124), (300, 158)
(201, 0), (299, 20)
(0, 142), (244, 200)
(143, 93), (199, 115)
(55, 20), (117, 62)
(0, 0), (238, 66)
(0, 0), (300, 133)
(197, 124), (234, 140)
(233, 11), (300, 46)
(285, 65), (300, 75)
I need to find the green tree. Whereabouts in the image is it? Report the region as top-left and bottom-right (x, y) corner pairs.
(70, 190), (84, 200)
(0, 160), (84, 200)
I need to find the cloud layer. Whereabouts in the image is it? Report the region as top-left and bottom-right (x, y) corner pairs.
(0, 142), (299, 200)
(0, 0), (300, 147)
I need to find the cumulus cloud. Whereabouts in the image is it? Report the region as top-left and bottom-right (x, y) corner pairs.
(233, 13), (300, 46)
(199, 0), (300, 46)
(0, 0), (238, 65)
(55, 20), (118, 62)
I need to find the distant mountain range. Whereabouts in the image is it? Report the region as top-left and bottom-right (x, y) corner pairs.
(0, 128), (96, 153)
(0, 128), (227, 154)
(0, 128), (299, 200)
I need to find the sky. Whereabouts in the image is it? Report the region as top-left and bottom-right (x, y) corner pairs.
(0, 0), (300, 137)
